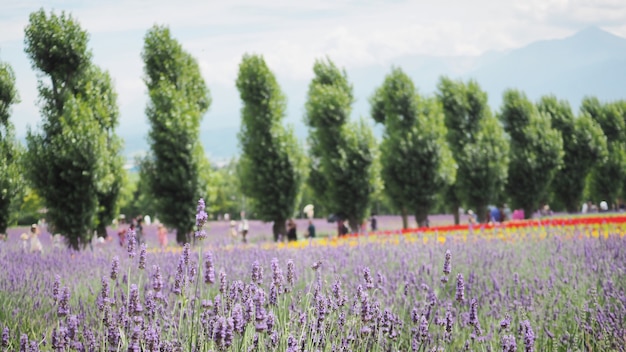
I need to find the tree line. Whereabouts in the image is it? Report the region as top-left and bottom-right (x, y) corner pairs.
(1, 9), (624, 249)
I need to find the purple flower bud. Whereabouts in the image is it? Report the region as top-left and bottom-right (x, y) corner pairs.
(52, 275), (61, 304)
(127, 229), (136, 258)
(57, 287), (70, 317)
(20, 334), (27, 352)
(138, 244), (147, 270)
(287, 335), (298, 352)
(443, 249), (451, 275)
(173, 257), (185, 295)
(501, 334), (517, 352)
(269, 285), (278, 306)
(182, 243), (190, 267)
(418, 315), (429, 342)
(2, 326), (9, 347)
(469, 298), (478, 326)
(271, 258), (283, 290)
(204, 252), (215, 284)
(195, 198), (208, 239)
(129, 284), (143, 315)
(456, 273), (465, 302)
(311, 260), (322, 270)
(520, 320), (535, 352)
(500, 313), (511, 330)
(219, 270), (227, 294)
(152, 265), (163, 292)
(363, 267), (374, 289)
(251, 261), (262, 285)
(286, 259), (295, 287)
(232, 304), (245, 333)
(110, 257), (119, 281)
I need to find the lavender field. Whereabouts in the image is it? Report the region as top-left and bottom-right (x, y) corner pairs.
(1, 215), (625, 351)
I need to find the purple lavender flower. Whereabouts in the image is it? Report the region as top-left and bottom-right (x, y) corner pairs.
(287, 335), (298, 352)
(57, 287), (70, 317)
(52, 275), (61, 303)
(271, 258), (283, 290)
(520, 320), (535, 352)
(2, 326), (9, 347)
(363, 267), (374, 289)
(418, 315), (429, 342)
(127, 229), (136, 258)
(332, 280), (345, 307)
(286, 259), (295, 287)
(152, 265), (163, 292)
(138, 244), (147, 270)
(232, 304), (245, 333)
(469, 298), (478, 326)
(219, 270), (227, 294)
(20, 334), (27, 352)
(110, 256), (119, 281)
(269, 284), (278, 306)
(173, 257), (185, 295)
(251, 261), (263, 285)
(182, 243), (190, 267)
(456, 273), (465, 302)
(67, 315), (79, 341)
(129, 284), (143, 315)
(500, 313), (511, 330)
(195, 198), (208, 239)
(501, 334), (517, 352)
(443, 249), (451, 275)
(204, 251), (215, 284)
(311, 260), (322, 270)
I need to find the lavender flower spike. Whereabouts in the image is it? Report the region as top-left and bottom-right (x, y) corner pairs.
(195, 198), (208, 239)
(456, 273), (465, 302)
(443, 249), (451, 275)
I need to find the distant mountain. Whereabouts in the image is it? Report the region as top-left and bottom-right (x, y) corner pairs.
(466, 26), (626, 109)
(133, 26), (626, 161)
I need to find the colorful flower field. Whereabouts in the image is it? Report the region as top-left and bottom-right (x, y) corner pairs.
(1, 212), (626, 351)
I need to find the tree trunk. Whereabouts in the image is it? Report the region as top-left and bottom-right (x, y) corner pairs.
(348, 217), (359, 235)
(523, 206), (533, 220)
(476, 205), (488, 223)
(415, 211), (428, 228)
(273, 219), (286, 242)
(452, 201), (460, 225)
(176, 229), (190, 245)
(401, 208), (408, 229)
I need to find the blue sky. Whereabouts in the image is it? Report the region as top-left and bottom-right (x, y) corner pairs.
(2, 0), (626, 159)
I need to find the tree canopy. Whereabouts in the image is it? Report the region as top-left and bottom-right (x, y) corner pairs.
(236, 54), (304, 240)
(142, 25), (211, 244)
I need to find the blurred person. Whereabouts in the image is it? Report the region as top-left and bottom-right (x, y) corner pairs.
(157, 223), (168, 250)
(600, 201), (609, 212)
(239, 211), (249, 243)
(502, 204), (511, 222)
(370, 216), (377, 231)
(29, 224), (43, 253)
(305, 219), (316, 239)
(52, 234), (63, 249)
(286, 219), (297, 242)
(467, 210), (477, 225)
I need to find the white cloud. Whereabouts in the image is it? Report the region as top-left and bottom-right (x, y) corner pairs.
(2, 0), (625, 143)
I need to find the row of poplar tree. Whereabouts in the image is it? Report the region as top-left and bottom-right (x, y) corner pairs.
(1, 10), (624, 249)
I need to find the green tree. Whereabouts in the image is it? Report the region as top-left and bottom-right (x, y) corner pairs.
(538, 96), (607, 213)
(142, 25), (211, 245)
(0, 60), (23, 234)
(304, 58), (376, 231)
(24, 9), (121, 249)
(437, 78), (509, 223)
(371, 68), (456, 228)
(499, 90), (563, 218)
(581, 97), (626, 209)
(236, 54), (303, 241)
(79, 66), (125, 238)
